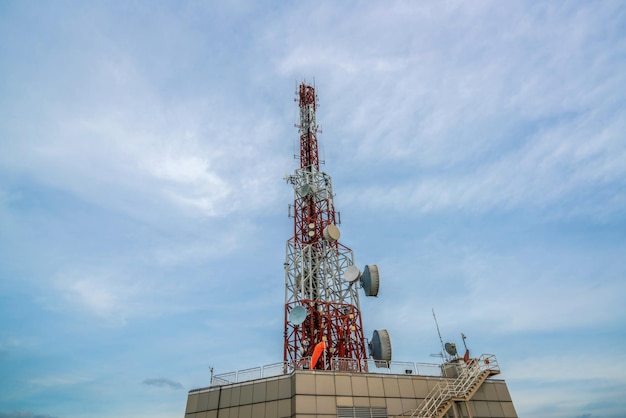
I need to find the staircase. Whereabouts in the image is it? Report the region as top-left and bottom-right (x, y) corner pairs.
(403, 354), (500, 418)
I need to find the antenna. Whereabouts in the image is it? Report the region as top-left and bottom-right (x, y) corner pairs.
(461, 332), (470, 361)
(344, 265), (361, 283)
(444, 342), (457, 357)
(361, 265), (380, 297)
(283, 82), (388, 373)
(432, 309), (447, 361)
(369, 329), (392, 367)
(288, 305), (307, 325)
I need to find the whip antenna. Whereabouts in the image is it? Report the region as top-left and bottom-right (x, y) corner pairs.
(432, 308), (447, 361)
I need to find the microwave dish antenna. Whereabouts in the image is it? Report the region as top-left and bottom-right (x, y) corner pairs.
(444, 342), (458, 357)
(344, 265), (361, 283)
(361, 264), (380, 297)
(289, 305), (307, 325)
(323, 224), (341, 242)
(369, 329), (392, 365)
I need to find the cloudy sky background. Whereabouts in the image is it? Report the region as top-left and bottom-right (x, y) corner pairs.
(1, 1), (625, 417)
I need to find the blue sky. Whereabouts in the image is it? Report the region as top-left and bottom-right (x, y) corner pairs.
(1, 1), (625, 417)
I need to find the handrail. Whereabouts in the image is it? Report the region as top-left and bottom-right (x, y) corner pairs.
(406, 354), (500, 418)
(201, 354), (499, 388)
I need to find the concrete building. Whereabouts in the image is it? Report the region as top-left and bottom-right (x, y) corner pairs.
(184, 355), (518, 418)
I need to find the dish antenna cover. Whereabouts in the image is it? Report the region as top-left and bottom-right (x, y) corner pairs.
(361, 264), (380, 297)
(444, 342), (457, 356)
(323, 224), (341, 242)
(289, 306), (307, 325)
(299, 184), (312, 197)
(344, 265), (361, 283)
(369, 329), (392, 363)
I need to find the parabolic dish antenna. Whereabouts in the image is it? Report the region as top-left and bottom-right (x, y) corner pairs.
(445, 342), (457, 356)
(323, 224), (341, 242)
(369, 329), (392, 364)
(361, 264), (380, 297)
(299, 184), (311, 197)
(344, 265), (361, 283)
(289, 305), (307, 325)
(299, 183), (318, 197)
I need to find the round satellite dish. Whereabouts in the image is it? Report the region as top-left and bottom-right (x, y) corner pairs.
(344, 265), (361, 283)
(300, 184), (311, 196)
(361, 264), (380, 297)
(300, 184), (317, 197)
(369, 329), (392, 363)
(445, 342), (457, 356)
(323, 224), (341, 242)
(289, 306), (307, 325)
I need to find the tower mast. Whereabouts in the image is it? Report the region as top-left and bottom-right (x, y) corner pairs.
(283, 82), (368, 372)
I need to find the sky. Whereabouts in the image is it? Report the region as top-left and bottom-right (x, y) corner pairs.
(1, 1), (625, 417)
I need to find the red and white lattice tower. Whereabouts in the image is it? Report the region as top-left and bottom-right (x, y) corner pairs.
(283, 82), (370, 373)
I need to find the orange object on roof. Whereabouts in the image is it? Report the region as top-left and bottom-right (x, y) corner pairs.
(311, 341), (327, 369)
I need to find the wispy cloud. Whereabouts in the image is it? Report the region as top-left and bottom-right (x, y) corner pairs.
(53, 268), (131, 323)
(507, 354), (626, 382)
(0, 338), (38, 358)
(28, 374), (91, 387)
(143, 378), (183, 390)
(341, 110), (626, 217)
(272, 2), (626, 220)
(0, 412), (59, 418)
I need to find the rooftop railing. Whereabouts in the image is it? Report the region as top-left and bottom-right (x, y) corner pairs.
(203, 359), (454, 388)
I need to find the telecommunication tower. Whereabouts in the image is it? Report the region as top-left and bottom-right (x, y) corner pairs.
(283, 82), (389, 373)
(184, 82), (517, 418)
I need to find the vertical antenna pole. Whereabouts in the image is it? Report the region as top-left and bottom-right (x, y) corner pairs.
(432, 308), (447, 361)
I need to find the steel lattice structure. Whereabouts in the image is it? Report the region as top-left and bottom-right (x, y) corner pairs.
(283, 82), (368, 373)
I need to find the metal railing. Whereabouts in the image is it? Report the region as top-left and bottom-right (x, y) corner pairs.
(208, 363), (286, 386)
(406, 354), (500, 418)
(207, 358), (468, 387)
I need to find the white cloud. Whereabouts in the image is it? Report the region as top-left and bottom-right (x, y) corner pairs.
(28, 374), (91, 387)
(511, 378), (626, 418)
(362, 231), (626, 339)
(0, 338), (38, 357)
(269, 1), (626, 219)
(341, 108), (626, 216)
(0, 412), (60, 418)
(508, 354), (626, 382)
(54, 269), (130, 323)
